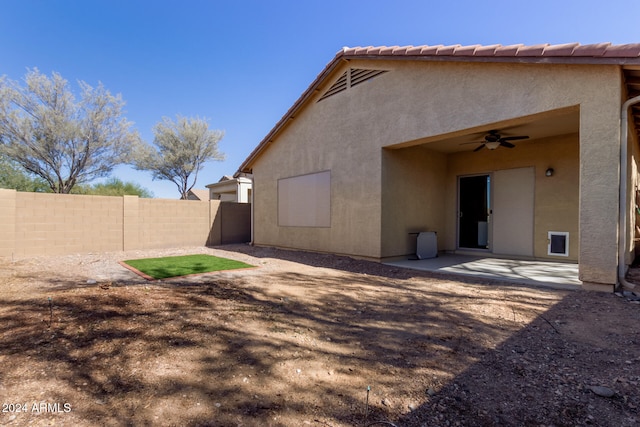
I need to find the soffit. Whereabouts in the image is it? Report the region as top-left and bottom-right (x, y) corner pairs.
(395, 108), (580, 154)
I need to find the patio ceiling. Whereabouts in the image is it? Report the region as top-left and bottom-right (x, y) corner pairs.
(388, 108), (580, 153)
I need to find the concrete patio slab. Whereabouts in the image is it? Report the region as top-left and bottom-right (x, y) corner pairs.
(385, 254), (580, 289)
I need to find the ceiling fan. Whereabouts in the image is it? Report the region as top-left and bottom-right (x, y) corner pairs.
(462, 130), (529, 152)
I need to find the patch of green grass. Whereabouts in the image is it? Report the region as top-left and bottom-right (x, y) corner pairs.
(123, 254), (254, 280)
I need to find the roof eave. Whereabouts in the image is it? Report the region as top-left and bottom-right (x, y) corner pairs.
(237, 51), (348, 174)
(236, 43), (640, 174)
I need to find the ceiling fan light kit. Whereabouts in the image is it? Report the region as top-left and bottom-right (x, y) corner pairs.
(463, 129), (530, 152)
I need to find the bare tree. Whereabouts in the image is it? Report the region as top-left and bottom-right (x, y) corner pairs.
(134, 115), (224, 199)
(0, 69), (141, 193)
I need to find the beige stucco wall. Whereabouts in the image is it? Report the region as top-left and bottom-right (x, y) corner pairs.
(251, 75), (385, 258)
(445, 134), (579, 261)
(250, 59), (622, 284)
(380, 134), (579, 261)
(380, 146), (447, 257)
(578, 96), (622, 286)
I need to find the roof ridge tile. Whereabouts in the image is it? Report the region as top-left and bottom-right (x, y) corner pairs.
(603, 43), (640, 57)
(405, 46), (425, 55)
(542, 42), (580, 56)
(436, 44), (462, 55)
(419, 45), (444, 54)
(339, 42), (640, 59)
(452, 44), (482, 56)
(572, 42), (611, 57)
(392, 45), (413, 55)
(494, 44), (524, 56)
(515, 43), (550, 56)
(379, 46), (398, 55)
(472, 44), (502, 56)
(354, 46), (372, 55)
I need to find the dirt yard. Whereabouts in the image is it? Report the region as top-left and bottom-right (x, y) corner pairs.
(0, 244), (639, 427)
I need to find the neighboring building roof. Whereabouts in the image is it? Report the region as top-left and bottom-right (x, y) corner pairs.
(238, 42), (640, 174)
(187, 189), (210, 201)
(206, 175), (252, 203)
(206, 176), (251, 190)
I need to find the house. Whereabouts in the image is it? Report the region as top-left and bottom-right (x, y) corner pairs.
(206, 175), (252, 203)
(236, 42), (640, 292)
(186, 189), (210, 201)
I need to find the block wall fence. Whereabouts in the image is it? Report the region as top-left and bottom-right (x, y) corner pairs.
(0, 189), (251, 258)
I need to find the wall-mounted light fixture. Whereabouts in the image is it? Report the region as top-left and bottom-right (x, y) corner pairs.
(545, 168), (554, 177)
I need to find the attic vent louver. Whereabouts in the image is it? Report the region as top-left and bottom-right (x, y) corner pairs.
(318, 68), (387, 102)
(350, 68), (387, 87)
(318, 71), (348, 101)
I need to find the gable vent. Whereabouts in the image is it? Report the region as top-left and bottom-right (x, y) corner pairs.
(318, 70), (348, 101)
(318, 68), (387, 102)
(350, 68), (387, 87)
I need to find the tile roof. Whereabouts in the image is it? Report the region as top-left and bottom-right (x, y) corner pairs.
(237, 42), (640, 174)
(339, 42), (640, 60)
(187, 189), (209, 201)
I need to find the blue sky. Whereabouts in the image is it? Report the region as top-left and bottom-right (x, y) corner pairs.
(1, 0), (639, 198)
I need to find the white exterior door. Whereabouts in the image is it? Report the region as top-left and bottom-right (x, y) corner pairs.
(492, 167), (535, 257)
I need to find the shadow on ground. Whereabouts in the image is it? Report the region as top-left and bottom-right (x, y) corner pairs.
(0, 248), (638, 426)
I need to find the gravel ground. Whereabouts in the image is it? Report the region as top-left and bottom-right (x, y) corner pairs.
(0, 244), (638, 427)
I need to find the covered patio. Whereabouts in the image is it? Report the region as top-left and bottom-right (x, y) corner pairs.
(385, 254), (580, 289)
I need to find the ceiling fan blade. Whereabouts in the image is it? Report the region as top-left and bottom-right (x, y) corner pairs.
(500, 141), (515, 148)
(473, 144), (485, 152)
(501, 135), (529, 141)
(460, 140), (484, 145)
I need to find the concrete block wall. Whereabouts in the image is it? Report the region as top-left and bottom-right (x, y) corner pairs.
(137, 198), (218, 249)
(0, 189), (249, 258)
(220, 202), (251, 244)
(11, 192), (123, 256)
(0, 189), (17, 256)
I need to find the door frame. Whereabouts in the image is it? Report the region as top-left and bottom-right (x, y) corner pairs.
(457, 173), (492, 252)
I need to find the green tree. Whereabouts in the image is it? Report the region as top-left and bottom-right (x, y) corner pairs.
(0, 154), (50, 192)
(72, 177), (154, 198)
(0, 69), (141, 193)
(133, 115), (224, 200)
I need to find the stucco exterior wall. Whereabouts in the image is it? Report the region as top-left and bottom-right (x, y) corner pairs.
(250, 59), (622, 284)
(380, 146), (447, 257)
(251, 70), (386, 258)
(380, 134), (579, 261)
(445, 134), (579, 261)
(578, 109), (621, 286)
